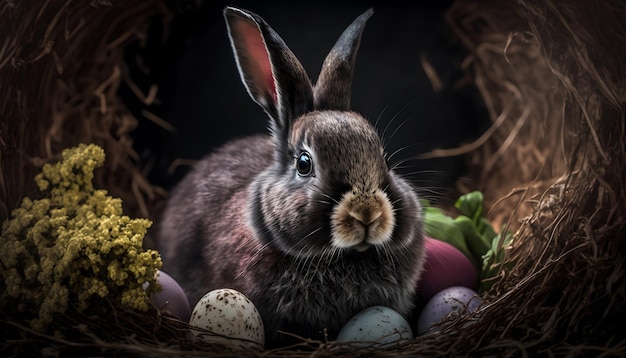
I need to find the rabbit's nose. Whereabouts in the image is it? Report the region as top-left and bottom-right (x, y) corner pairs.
(348, 208), (383, 227)
(349, 209), (385, 252)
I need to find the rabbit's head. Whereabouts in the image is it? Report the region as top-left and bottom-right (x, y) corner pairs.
(225, 7), (422, 257)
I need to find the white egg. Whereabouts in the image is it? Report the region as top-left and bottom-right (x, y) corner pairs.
(189, 288), (264, 350)
(336, 306), (413, 347)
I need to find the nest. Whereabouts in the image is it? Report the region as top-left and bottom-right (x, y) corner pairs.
(1, 0), (625, 356)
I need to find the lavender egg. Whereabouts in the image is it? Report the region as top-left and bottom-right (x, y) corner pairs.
(417, 286), (482, 335)
(147, 270), (191, 322)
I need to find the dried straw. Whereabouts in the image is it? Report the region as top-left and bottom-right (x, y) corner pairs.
(1, 0), (625, 356)
(0, 0), (168, 224)
(440, 0), (625, 355)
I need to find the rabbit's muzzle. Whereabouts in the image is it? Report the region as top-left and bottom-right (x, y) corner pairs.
(330, 188), (395, 251)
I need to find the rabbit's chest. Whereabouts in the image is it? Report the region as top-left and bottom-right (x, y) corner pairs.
(264, 256), (413, 330)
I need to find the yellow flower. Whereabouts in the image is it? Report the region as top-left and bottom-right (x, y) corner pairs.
(0, 144), (162, 331)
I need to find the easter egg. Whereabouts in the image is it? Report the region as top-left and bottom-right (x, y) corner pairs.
(416, 286), (482, 335)
(336, 306), (413, 347)
(147, 270), (191, 322)
(416, 237), (479, 301)
(189, 288), (264, 349)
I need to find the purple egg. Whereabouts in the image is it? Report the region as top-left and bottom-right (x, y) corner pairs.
(149, 270), (192, 322)
(416, 237), (479, 301)
(416, 286), (482, 335)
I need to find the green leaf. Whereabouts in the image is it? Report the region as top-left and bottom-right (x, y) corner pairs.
(453, 216), (491, 266)
(478, 217), (497, 240)
(454, 191), (484, 223)
(422, 205), (478, 269)
(479, 228), (514, 292)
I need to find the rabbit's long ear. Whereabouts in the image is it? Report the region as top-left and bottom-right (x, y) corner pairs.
(225, 7), (314, 136)
(314, 9), (373, 111)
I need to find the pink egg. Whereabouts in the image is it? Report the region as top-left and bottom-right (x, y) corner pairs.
(416, 237), (478, 301)
(150, 270), (192, 322)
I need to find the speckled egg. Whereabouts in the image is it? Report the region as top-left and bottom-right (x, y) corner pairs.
(336, 306), (413, 347)
(148, 270), (191, 322)
(189, 288), (264, 349)
(417, 286), (482, 335)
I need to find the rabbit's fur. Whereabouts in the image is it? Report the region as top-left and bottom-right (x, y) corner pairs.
(159, 7), (425, 347)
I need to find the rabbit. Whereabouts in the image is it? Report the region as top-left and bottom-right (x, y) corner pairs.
(158, 6), (425, 347)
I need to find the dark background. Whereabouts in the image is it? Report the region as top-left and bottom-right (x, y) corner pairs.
(120, 0), (488, 203)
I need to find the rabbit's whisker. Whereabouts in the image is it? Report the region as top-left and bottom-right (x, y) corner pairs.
(390, 197), (405, 208)
(311, 187), (340, 206)
(237, 240), (274, 278)
(374, 101), (392, 130)
(387, 115), (416, 146)
(312, 199), (333, 206)
(381, 99), (416, 141)
(387, 143), (420, 167)
(389, 153), (429, 171)
(293, 227), (324, 255)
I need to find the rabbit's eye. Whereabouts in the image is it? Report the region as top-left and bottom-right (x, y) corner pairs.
(295, 151), (314, 177)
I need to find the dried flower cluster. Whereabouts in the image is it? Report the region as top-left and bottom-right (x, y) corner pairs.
(0, 144), (162, 331)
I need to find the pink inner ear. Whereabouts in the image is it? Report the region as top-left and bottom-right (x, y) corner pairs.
(238, 18), (278, 104)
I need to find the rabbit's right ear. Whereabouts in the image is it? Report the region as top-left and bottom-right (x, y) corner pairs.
(224, 7), (314, 137)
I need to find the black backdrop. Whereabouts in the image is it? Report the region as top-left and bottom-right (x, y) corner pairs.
(120, 0), (488, 203)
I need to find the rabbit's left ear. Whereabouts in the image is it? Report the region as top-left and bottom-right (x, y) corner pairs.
(224, 7), (314, 136)
(314, 9), (373, 111)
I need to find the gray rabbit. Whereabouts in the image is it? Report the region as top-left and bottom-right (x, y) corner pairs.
(158, 6), (425, 347)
